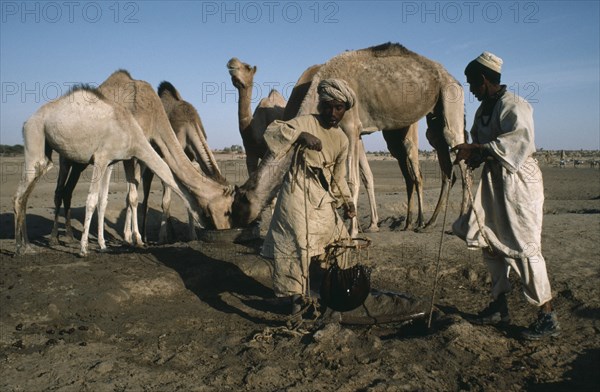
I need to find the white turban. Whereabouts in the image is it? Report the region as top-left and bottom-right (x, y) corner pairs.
(317, 78), (356, 109)
(474, 51), (503, 73)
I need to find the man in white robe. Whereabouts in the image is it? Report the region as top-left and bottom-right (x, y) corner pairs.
(260, 79), (357, 315)
(453, 52), (560, 340)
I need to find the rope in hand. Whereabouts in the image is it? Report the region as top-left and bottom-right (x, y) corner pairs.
(464, 166), (494, 254)
(288, 144), (321, 328)
(427, 176), (452, 328)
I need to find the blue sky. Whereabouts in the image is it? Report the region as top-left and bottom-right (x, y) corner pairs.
(1, 0), (599, 151)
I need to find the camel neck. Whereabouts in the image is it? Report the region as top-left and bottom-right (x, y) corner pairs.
(237, 85), (254, 131)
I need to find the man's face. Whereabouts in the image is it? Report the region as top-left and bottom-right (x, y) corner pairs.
(319, 100), (347, 128)
(466, 74), (486, 102)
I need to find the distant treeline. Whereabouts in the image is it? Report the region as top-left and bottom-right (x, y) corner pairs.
(0, 144), (24, 156)
(1, 144), (597, 160)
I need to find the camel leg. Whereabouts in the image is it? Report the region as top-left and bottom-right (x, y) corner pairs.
(96, 165), (114, 251)
(342, 117), (361, 237)
(140, 164), (154, 243)
(158, 183), (174, 244)
(245, 153), (259, 178)
(382, 127), (424, 231)
(79, 161), (110, 257)
(187, 211), (198, 241)
(357, 139), (379, 232)
(123, 159), (144, 247)
(50, 157), (72, 245)
(423, 144), (453, 229)
(62, 163), (86, 243)
(14, 156), (53, 255)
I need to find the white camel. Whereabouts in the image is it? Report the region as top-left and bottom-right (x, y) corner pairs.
(49, 71), (233, 248)
(14, 86), (202, 256)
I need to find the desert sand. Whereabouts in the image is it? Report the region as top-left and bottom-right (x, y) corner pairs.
(1, 153), (599, 391)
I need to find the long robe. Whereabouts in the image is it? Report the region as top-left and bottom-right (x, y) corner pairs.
(260, 114), (352, 297)
(453, 90), (552, 305)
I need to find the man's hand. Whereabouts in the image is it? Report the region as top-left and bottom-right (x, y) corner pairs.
(452, 143), (481, 165)
(343, 202), (356, 219)
(297, 132), (322, 151)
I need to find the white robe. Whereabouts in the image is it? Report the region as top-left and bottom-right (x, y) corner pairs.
(260, 115), (352, 297)
(453, 90), (552, 305)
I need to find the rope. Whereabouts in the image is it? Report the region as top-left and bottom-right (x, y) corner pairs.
(319, 151), (365, 236)
(464, 166), (494, 254)
(427, 176), (452, 328)
(287, 144), (370, 328)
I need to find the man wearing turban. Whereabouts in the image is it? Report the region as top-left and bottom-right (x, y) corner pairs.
(260, 78), (357, 318)
(453, 52), (560, 340)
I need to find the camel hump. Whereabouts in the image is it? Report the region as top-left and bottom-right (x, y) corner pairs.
(362, 42), (412, 57)
(158, 81), (182, 101)
(67, 84), (105, 100)
(265, 89), (286, 107)
(111, 69), (133, 79)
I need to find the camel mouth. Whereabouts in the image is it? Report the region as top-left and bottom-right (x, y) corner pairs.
(230, 75), (245, 89)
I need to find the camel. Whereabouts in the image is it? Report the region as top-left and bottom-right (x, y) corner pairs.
(137, 81), (226, 243)
(102, 71), (233, 243)
(47, 70), (234, 249)
(227, 57), (287, 175)
(232, 43), (468, 236)
(13, 86), (202, 256)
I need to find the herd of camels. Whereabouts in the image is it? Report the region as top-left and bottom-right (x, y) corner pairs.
(13, 42), (468, 256)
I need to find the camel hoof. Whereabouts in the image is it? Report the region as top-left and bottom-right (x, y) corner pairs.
(363, 225), (380, 233)
(78, 251), (88, 258)
(14, 244), (35, 256)
(49, 237), (59, 246)
(414, 225), (431, 233)
(157, 237), (171, 245)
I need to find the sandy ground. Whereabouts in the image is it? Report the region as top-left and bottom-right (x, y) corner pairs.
(1, 154), (599, 391)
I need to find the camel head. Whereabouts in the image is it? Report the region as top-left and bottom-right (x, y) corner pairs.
(231, 185), (260, 227)
(227, 58), (256, 90)
(204, 186), (235, 230)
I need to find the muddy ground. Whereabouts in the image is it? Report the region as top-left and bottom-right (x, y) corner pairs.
(1, 154), (599, 391)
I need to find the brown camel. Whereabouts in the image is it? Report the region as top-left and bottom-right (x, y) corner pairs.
(48, 70), (233, 249)
(137, 81), (226, 243)
(232, 43), (468, 235)
(227, 57), (287, 175)
(14, 86), (202, 257)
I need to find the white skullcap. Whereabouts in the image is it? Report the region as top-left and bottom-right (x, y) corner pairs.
(475, 51), (503, 73)
(317, 78), (356, 109)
